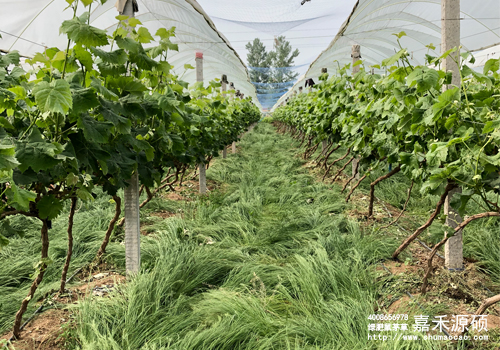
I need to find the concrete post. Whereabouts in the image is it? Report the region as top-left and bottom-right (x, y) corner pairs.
(352, 45), (361, 180)
(196, 52), (207, 194)
(120, 0), (141, 275)
(442, 0), (463, 270)
(444, 188), (463, 270)
(124, 171), (141, 274)
(229, 82), (237, 153)
(195, 52), (203, 84)
(199, 163), (207, 194)
(442, 0), (461, 88)
(222, 74), (228, 159)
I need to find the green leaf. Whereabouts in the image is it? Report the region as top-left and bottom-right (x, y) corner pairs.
(483, 58), (500, 75)
(127, 18), (142, 28)
(0, 145), (20, 171)
(96, 62), (127, 77)
(382, 49), (407, 67)
(115, 36), (141, 53)
(60, 13), (109, 47)
(5, 183), (36, 211)
(37, 195), (64, 220)
(406, 67), (439, 92)
(107, 76), (147, 93)
(71, 88), (100, 115)
(160, 38), (178, 51)
(129, 51), (158, 70)
(137, 27), (154, 43)
(76, 187), (94, 201)
(90, 77), (119, 100)
(156, 27), (176, 39)
(98, 99), (132, 134)
(0, 51), (20, 68)
(171, 112), (184, 126)
(77, 114), (112, 143)
(74, 44), (93, 70)
(157, 61), (172, 74)
(91, 48), (127, 65)
(15, 128), (64, 172)
(393, 31), (407, 39)
(483, 120), (500, 134)
(33, 79), (73, 115)
(426, 143), (448, 167)
(66, 172), (78, 186)
(438, 86), (460, 103)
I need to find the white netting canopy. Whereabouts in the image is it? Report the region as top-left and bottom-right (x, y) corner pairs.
(0, 0), (260, 106)
(273, 0), (500, 110)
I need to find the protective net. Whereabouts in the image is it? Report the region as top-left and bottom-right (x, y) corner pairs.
(247, 65), (309, 109)
(0, 0), (261, 107)
(274, 0), (500, 110)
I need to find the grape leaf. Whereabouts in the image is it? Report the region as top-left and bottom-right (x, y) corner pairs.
(71, 87), (100, 115)
(406, 67), (439, 92)
(5, 183), (36, 211)
(60, 13), (109, 47)
(37, 195), (63, 220)
(33, 79), (73, 115)
(16, 128), (64, 172)
(91, 48), (127, 65)
(137, 27), (154, 43)
(483, 58), (500, 75)
(0, 144), (20, 171)
(77, 114), (112, 143)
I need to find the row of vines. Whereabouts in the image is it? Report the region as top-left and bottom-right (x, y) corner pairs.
(273, 34), (500, 311)
(0, 0), (260, 338)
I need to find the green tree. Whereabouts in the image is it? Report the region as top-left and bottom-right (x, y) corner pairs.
(245, 38), (271, 83)
(268, 36), (299, 83)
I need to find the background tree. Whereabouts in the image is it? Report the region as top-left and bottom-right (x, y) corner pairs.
(268, 36), (299, 83)
(246, 38), (271, 83)
(246, 36), (300, 109)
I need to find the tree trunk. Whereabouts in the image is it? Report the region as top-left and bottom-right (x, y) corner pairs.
(392, 183), (457, 259)
(97, 196), (122, 259)
(13, 219), (50, 338)
(331, 156), (354, 183)
(345, 174), (368, 203)
(323, 148), (350, 181)
(382, 181), (414, 229)
(60, 197), (77, 293)
(421, 233), (449, 294)
(368, 165), (401, 217)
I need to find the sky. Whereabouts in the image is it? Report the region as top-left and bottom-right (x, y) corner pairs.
(196, 0), (358, 80)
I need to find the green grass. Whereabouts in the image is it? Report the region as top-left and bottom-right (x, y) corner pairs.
(0, 192), (128, 334)
(3, 124), (497, 348)
(72, 125), (446, 349)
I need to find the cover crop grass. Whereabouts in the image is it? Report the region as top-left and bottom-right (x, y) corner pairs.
(72, 125), (444, 349)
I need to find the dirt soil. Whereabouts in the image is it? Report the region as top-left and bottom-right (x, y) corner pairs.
(1, 272), (125, 350)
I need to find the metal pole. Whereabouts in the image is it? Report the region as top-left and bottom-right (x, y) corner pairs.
(442, 0), (463, 270)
